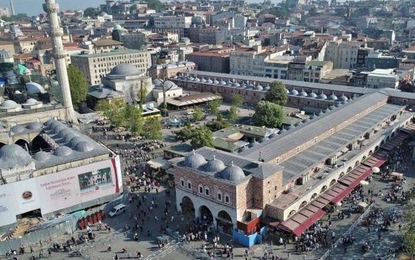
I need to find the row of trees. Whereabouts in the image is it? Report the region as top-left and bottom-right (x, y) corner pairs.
(95, 99), (162, 140)
(174, 125), (214, 149)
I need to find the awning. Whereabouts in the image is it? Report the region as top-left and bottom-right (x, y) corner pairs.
(147, 160), (163, 169)
(331, 184), (353, 204)
(390, 172), (404, 177)
(362, 157), (386, 169)
(279, 205), (326, 237)
(381, 133), (409, 151)
(292, 209), (326, 236)
(339, 165), (373, 189)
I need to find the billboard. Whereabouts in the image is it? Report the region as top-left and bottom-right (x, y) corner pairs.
(0, 156), (122, 227)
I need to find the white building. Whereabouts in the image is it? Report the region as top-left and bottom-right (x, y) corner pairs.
(324, 40), (362, 69)
(364, 69), (399, 89)
(154, 16), (192, 29)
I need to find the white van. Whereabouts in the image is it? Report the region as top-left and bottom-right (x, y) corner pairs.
(108, 204), (126, 217)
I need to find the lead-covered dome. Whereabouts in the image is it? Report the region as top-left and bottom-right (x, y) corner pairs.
(11, 125), (25, 133)
(318, 92), (327, 100)
(1, 100), (19, 108)
(204, 156), (226, 172)
(68, 136), (86, 147)
(26, 82), (46, 94)
(184, 151), (206, 169)
(33, 151), (51, 162)
(328, 93), (338, 101)
(53, 146), (73, 156)
(290, 89), (299, 96)
(26, 122), (43, 130)
(220, 162), (245, 182)
(109, 63), (140, 76)
(0, 144), (33, 168)
(74, 141), (94, 152)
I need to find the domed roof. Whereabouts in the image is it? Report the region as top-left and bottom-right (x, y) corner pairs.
(109, 64), (140, 76)
(232, 82), (240, 87)
(256, 85), (263, 91)
(1, 99), (19, 108)
(14, 90), (21, 94)
(33, 151), (51, 162)
(290, 89), (299, 96)
(339, 94), (348, 102)
(53, 146), (73, 156)
(68, 136), (86, 147)
(318, 92), (327, 100)
(113, 23), (123, 30)
(26, 122), (42, 130)
(194, 77), (201, 82)
(226, 80), (232, 85)
(11, 125), (25, 133)
(220, 80), (226, 85)
(265, 85), (270, 91)
(57, 128), (74, 138)
(299, 89), (308, 97)
(213, 79), (219, 84)
(0, 144), (33, 168)
(44, 119), (55, 127)
(63, 132), (78, 143)
(200, 78), (206, 83)
(26, 82), (46, 94)
(25, 98), (39, 105)
(308, 91), (317, 98)
(74, 141), (94, 152)
(220, 162), (245, 182)
(328, 93), (338, 101)
(184, 151), (206, 169)
(163, 80), (177, 89)
(204, 156), (225, 172)
(207, 78), (213, 84)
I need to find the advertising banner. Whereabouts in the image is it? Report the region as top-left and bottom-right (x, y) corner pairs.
(0, 185), (18, 227)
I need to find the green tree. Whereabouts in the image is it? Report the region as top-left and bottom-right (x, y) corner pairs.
(173, 124), (194, 141)
(206, 120), (231, 131)
(403, 203), (415, 259)
(265, 81), (288, 106)
(193, 107), (204, 121)
(138, 82), (148, 109)
(95, 99), (126, 127)
(84, 7), (99, 18)
(67, 65), (88, 109)
(190, 127), (214, 149)
(252, 101), (284, 128)
(207, 99), (221, 115)
(143, 118), (163, 140)
(228, 105), (238, 122)
(231, 94), (244, 107)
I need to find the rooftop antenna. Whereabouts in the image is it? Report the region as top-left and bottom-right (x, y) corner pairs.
(9, 0), (15, 16)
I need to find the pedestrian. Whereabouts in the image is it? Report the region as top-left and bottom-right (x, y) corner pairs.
(399, 224), (402, 231)
(288, 252), (291, 259)
(114, 254), (118, 260)
(303, 254), (307, 259)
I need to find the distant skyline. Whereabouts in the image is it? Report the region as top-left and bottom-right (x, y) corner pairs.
(0, 0), (352, 17)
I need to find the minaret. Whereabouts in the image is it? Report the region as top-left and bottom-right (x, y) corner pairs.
(9, 0), (15, 16)
(43, 0), (77, 123)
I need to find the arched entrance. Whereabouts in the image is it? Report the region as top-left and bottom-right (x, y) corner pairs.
(299, 201), (307, 209)
(311, 193), (318, 200)
(354, 161), (360, 167)
(288, 210), (296, 218)
(199, 205), (213, 224)
(320, 185), (328, 193)
(15, 139), (29, 151)
(217, 210), (233, 234)
(31, 135), (51, 153)
(347, 167), (353, 173)
(339, 172), (345, 178)
(330, 179), (336, 186)
(181, 196), (195, 217)
(0, 142), (6, 149)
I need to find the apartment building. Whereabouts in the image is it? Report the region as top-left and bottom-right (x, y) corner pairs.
(152, 15), (192, 39)
(71, 48), (151, 85)
(303, 60), (333, 83)
(324, 40), (363, 69)
(186, 51), (230, 73)
(364, 69), (399, 89)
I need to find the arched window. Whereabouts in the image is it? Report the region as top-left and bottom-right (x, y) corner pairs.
(224, 193), (230, 204)
(217, 191), (222, 201)
(198, 184), (203, 194)
(180, 178), (185, 187)
(205, 186), (210, 196)
(187, 180), (192, 190)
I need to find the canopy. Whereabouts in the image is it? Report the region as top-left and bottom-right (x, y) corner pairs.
(390, 172), (403, 177)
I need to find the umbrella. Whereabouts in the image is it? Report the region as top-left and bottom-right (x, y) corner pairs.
(360, 180), (369, 186)
(372, 167), (380, 173)
(335, 202), (342, 207)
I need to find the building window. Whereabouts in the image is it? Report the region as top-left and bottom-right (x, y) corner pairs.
(225, 194), (230, 203)
(180, 178), (185, 187)
(217, 192), (222, 201)
(187, 181), (192, 190)
(205, 186), (210, 196)
(199, 184), (203, 194)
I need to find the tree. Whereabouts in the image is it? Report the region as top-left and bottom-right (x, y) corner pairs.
(207, 99), (221, 115)
(228, 106), (238, 122)
(67, 65), (88, 110)
(193, 107), (204, 121)
(173, 124), (194, 141)
(84, 7), (99, 18)
(190, 127), (214, 149)
(252, 101), (284, 128)
(206, 120), (231, 132)
(231, 94), (244, 107)
(403, 203), (415, 259)
(138, 82), (148, 109)
(265, 81), (288, 106)
(95, 99), (125, 127)
(143, 118), (163, 140)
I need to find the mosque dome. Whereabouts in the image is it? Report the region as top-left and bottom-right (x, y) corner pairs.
(11, 125), (25, 134)
(299, 89), (308, 97)
(339, 94), (348, 102)
(26, 122), (43, 130)
(53, 146), (73, 157)
(33, 151), (51, 162)
(318, 92), (327, 100)
(290, 89), (299, 96)
(113, 23), (123, 30)
(0, 144), (32, 168)
(153, 78), (162, 87)
(68, 136), (86, 147)
(109, 64), (140, 76)
(1, 100), (19, 108)
(25, 98), (39, 105)
(308, 91), (318, 98)
(233, 82), (240, 87)
(204, 156), (226, 172)
(220, 162), (245, 182)
(74, 141), (95, 152)
(328, 93), (338, 101)
(184, 151), (206, 169)
(207, 78), (213, 84)
(26, 82), (46, 94)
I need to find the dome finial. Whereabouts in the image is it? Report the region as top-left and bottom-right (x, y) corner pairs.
(231, 161), (234, 166)
(213, 154), (216, 160)
(192, 149), (195, 155)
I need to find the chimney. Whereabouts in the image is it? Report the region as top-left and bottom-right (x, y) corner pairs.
(43, 0), (77, 123)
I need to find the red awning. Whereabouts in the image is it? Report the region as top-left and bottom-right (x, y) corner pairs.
(340, 165), (373, 189)
(362, 157), (386, 169)
(292, 209), (326, 236)
(331, 185), (353, 204)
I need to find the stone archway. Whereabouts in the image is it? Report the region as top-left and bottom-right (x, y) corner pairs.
(199, 205), (213, 224)
(347, 167), (353, 173)
(340, 172), (345, 178)
(330, 179), (336, 186)
(320, 185), (328, 193)
(368, 150), (373, 156)
(31, 135), (51, 153)
(217, 210), (233, 234)
(354, 161), (360, 167)
(311, 193), (318, 200)
(362, 156), (367, 161)
(299, 200), (307, 209)
(0, 142), (6, 149)
(15, 139), (29, 151)
(288, 210), (296, 218)
(181, 196), (195, 217)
